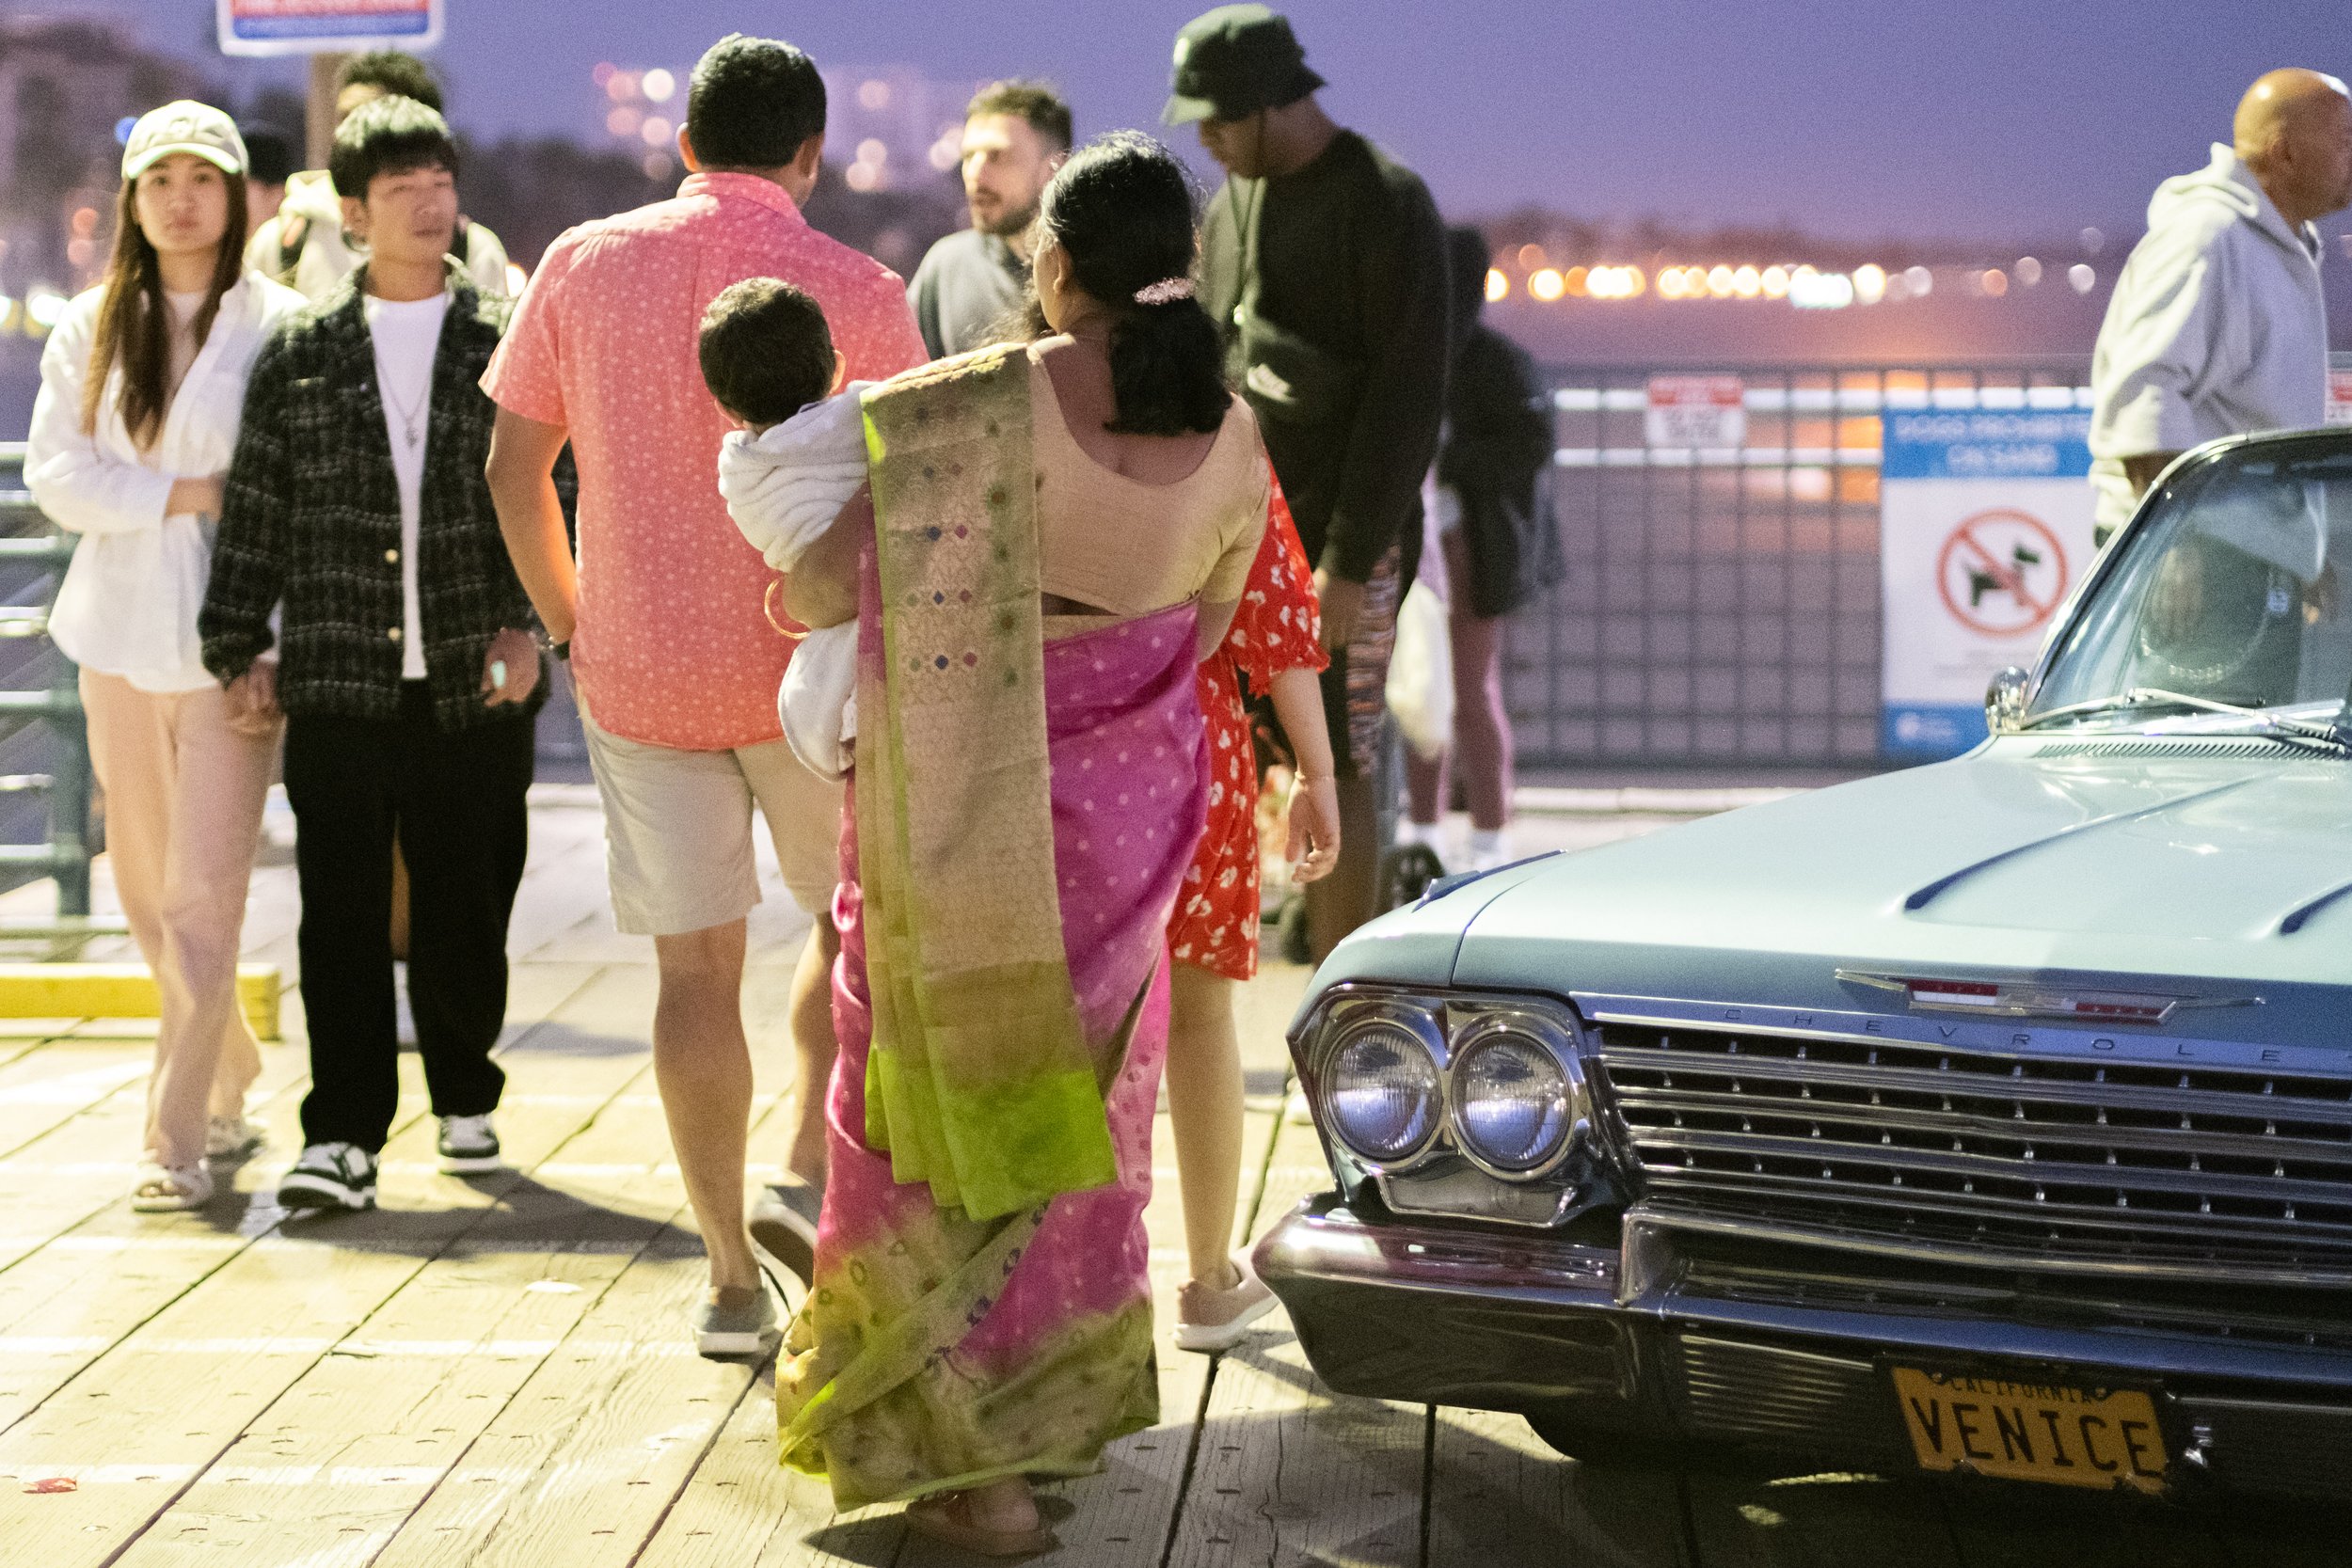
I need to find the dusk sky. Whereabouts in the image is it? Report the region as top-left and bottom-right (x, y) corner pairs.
(102, 0), (2347, 242)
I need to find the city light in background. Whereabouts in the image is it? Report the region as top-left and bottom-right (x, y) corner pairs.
(589, 60), (976, 195)
(1485, 247), (2100, 311)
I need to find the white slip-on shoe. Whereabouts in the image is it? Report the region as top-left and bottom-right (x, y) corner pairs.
(1173, 1247), (1280, 1354)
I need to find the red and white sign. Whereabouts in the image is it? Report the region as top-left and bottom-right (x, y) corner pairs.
(1933, 508), (2069, 637)
(1645, 373), (1745, 450)
(217, 0), (441, 56)
(2326, 368), (2352, 427)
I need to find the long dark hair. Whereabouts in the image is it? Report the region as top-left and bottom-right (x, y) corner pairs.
(82, 162), (249, 448)
(1031, 132), (1226, 437)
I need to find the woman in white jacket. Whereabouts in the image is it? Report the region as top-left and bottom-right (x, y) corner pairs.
(26, 103), (305, 1211)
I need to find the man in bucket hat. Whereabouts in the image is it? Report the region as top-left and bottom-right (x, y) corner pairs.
(1170, 4), (1451, 960)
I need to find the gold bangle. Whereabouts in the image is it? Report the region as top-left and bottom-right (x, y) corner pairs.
(764, 578), (808, 642)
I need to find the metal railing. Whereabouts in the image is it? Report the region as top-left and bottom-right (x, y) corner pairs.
(1508, 361), (2091, 772)
(0, 443), (93, 914)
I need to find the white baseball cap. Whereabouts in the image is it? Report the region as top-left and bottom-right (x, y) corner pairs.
(121, 101), (248, 181)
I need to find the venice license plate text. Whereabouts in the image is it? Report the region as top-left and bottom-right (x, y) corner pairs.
(1891, 1367), (2166, 1494)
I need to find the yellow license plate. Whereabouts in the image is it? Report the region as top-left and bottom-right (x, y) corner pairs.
(1891, 1367), (2167, 1494)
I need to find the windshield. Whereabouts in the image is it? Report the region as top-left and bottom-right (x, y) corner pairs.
(2031, 437), (2352, 727)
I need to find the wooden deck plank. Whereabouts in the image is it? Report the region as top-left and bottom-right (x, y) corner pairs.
(0, 1018), (653, 1565)
(0, 1069), (324, 1434)
(1164, 1093), (1428, 1568)
(0, 1044), (151, 1160)
(1428, 1408), (1692, 1568)
(110, 1241), (643, 1568)
(366, 1078), (790, 1567)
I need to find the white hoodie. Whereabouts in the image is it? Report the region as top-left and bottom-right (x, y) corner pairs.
(716, 385), (875, 781)
(2088, 144), (2329, 538)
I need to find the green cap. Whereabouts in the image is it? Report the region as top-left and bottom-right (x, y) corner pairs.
(1162, 5), (1325, 126)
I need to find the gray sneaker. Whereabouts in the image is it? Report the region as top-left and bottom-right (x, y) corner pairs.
(437, 1114), (501, 1174)
(693, 1283), (779, 1359)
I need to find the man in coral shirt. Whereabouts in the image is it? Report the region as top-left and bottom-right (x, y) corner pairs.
(484, 34), (925, 1355)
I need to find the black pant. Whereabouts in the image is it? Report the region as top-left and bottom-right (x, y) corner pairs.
(284, 684), (533, 1152)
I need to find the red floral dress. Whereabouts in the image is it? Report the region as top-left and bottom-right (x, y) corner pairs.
(1168, 474), (1326, 981)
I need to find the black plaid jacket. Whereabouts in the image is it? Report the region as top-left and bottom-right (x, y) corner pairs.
(200, 262), (543, 732)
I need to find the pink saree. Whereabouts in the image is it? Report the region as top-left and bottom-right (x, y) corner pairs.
(777, 349), (1210, 1508)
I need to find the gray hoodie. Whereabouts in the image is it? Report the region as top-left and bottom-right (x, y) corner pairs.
(2088, 143), (2328, 538)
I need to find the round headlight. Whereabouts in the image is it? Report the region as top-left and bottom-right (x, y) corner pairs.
(1326, 1018), (1443, 1163)
(1451, 1030), (1572, 1176)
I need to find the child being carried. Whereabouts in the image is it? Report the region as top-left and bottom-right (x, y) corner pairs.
(703, 277), (870, 779)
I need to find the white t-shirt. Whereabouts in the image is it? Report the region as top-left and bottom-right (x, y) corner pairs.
(363, 291), (449, 681)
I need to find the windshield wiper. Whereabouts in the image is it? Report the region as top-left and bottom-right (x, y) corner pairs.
(2021, 687), (2350, 751)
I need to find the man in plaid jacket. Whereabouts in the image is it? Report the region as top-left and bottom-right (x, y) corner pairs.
(200, 97), (543, 1214)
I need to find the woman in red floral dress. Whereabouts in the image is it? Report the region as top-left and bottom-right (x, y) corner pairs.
(1166, 473), (1339, 1352)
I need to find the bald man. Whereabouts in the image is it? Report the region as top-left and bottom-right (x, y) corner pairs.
(2089, 69), (2352, 545)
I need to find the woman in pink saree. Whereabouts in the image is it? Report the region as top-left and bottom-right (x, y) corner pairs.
(775, 134), (1270, 1556)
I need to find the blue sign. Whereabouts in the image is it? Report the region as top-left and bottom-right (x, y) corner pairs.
(1882, 410), (2094, 481)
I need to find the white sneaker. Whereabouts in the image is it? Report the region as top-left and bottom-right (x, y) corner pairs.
(1469, 828), (1515, 872)
(437, 1114), (501, 1174)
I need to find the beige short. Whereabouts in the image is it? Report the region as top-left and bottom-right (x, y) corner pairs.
(580, 709), (842, 936)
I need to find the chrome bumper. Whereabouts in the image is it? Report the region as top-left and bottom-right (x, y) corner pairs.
(1255, 1196), (2352, 1500)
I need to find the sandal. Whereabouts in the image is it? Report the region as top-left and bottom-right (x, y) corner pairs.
(131, 1161), (214, 1212)
(903, 1492), (1058, 1559)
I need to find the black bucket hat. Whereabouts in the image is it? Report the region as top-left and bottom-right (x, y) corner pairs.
(1162, 5), (1326, 126)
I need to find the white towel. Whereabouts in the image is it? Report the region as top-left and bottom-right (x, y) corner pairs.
(779, 622), (859, 781)
(716, 384), (874, 778)
(717, 383), (873, 571)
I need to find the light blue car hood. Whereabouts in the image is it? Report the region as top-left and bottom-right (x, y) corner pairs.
(1318, 739), (2352, 1053)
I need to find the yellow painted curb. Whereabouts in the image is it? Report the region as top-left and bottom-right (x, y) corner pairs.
(0, 964), (281, 1040)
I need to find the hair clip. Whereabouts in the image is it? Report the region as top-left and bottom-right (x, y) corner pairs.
(1133, 277), (1196, 306)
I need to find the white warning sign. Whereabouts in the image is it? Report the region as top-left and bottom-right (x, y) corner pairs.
(1881, 411), (2095, 758)
(1645, 374), (1745, 450)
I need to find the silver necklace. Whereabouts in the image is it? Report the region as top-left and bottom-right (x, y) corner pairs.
(379, 363), (428, 453)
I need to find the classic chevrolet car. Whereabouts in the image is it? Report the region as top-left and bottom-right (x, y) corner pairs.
(1259, 426), (2352, 1502)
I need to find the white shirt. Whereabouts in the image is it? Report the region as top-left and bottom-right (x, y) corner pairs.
(364, 291), (450, 680)
(26, 272), (306, 692)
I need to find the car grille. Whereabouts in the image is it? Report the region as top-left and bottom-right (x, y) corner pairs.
(1594, 1020), (2352, 1262)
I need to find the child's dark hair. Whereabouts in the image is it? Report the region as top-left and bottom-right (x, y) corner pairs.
(1033, 132), (1227, 437)
(699, 277), (835, 427)
(329, 94), (459, 200)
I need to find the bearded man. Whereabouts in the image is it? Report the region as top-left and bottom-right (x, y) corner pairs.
(905, 80), (1071, 360)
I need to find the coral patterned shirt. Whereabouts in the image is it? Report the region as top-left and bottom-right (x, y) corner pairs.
(483, 173), (926, 750)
